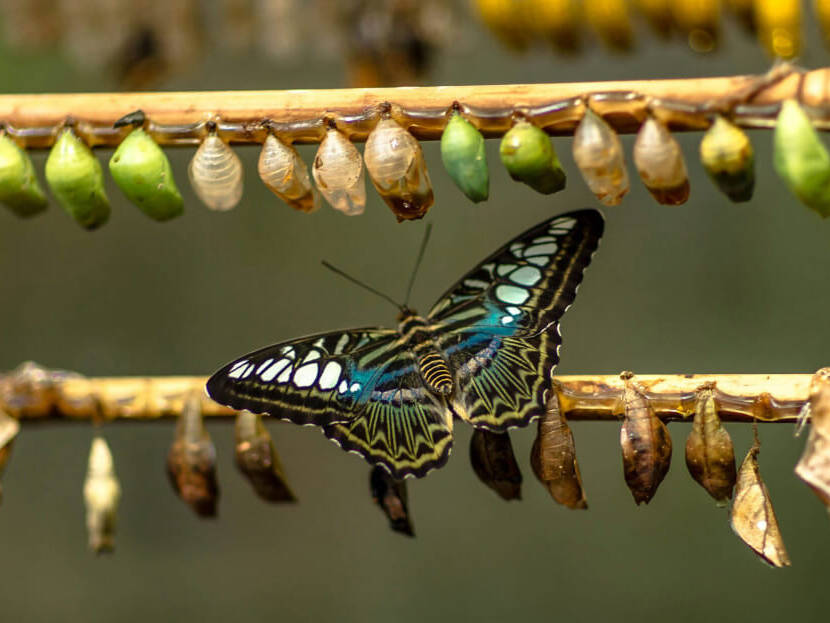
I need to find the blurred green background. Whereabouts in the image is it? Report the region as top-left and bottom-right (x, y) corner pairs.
(1, 4), (829, 623)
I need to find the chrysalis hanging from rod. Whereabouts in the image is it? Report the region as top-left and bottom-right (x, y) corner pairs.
(166, 391), (219, 517)
(730, 425), (791, 567)
(45, 127), (111, 230)
(312, 123), (366, 216)
(234, 410), (296, 503)
(0, 130), (48, 218)
(369, 466), (414, 537)
(469, 429), (522, 501)
(572, 108), (630, 206)
(699, 115), (755, 202)
(795, 367), (830, 514)
(440, 108), (489, 203)
(0, 408), (19, 505)
(188, 125), (244, 212)
(633, 116), (690, 205)
(685, 385), (736, 505)
(109, 110), (184, 222)
(258, 132), (320, 214)
(500, 119), (566, 195)
(83, 436), (121, 554)
(363, 112), (434, 221)
(530, 390), (588, 509)
(619, 373), (672, 505)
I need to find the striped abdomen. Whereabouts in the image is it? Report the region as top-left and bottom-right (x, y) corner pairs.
(418, 351), (453, 396)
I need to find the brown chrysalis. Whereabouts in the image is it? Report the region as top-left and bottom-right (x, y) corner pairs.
(235, 410), (297, 503)
(685, 385), (737, 504)
(369, 466), (414, 537)
(795, 367), (830, 513)
(470, 429), (522, 501)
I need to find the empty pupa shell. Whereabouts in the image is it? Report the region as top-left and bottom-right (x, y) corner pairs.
(83, 436), (121, 554)
(166, 391), (219, 517)
(795, 367), (830, 513)
(258, 133), (320, 213)
(731, 431), (791, 567)
(235, 410), (296, 503)
(188, 131), (243, 211)
(633, 117), (690, 205)
(699, 116), (755, 202)
(0, 131), (48, 218)
(469, 429), (522, 501)
(572, 109), (629, 206)
(364, 117), (434, 221)
(530, 391), (587, 509)
(369, 466), (414, 537)
(620, 375), (672, 505)
(109, 127), (184, 221)
(0, 408), (20, 505)
(584, 0), (634, 51)
(773, 99), (830, 217)
(440, 111), (489, 203)
(685, 386), (737, 504)
(500, 120), (566, 195)
(45, 128), (110, 230)
(312, 127), (366, 216)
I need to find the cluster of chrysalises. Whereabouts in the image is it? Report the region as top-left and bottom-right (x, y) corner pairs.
(2, 95), (830, 226)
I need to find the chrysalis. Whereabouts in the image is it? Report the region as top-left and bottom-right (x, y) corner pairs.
(312, 126), (366, 216)
(166, 391), (219, 517)
(685, 386), (737, 505)
(530, 391), (588, 509)
(110, 124), (184, 222)
(440, 110), (489, 203)
(500, 120), (566, 195)
(258, 133), (320, 214)
(188, 128), (243, 211)
(583, 0), (634, 51)
(469, 429), (522, 501)
(0, 408), (20, 505)
(620, 374), (672, 505)
(364, 116), (434, 221)
(234, 410), (296, 503)
(0, 131), (48, 218)
(633, 117), (690, 205)
(699, 116), (755, 202)
(773, 99), (830, 217)
(45, 128), (110, 230)
(731, 427), (791, 567)
(83, 436), (121, 554)
(795, 367), (830, 513)
(369, 466), (414, 537)
(754, 0), (801, 59)
(572, 108), (629, 206)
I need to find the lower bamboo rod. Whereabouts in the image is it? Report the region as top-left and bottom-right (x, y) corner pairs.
(0, 364), (811, 423)
(1, 65), (828, 148)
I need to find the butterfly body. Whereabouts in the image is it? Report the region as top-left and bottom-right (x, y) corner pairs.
(208, 209), (604, 479)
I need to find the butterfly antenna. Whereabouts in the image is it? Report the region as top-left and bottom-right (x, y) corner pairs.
(321, 261), (405, 312)
(404, 223), (432, 307)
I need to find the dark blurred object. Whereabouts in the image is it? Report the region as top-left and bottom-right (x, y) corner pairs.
(234, 410), (297, 503)
(166, 390), (219, 517)
(469, 428), (522, 501)
(369, 466), (414, 537)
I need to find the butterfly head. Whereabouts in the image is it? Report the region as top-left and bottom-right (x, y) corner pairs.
(396, 306), (418, 323)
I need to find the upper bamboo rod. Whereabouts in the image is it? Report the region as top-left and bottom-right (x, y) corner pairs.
(1, 65), (829, 148)
(0, 364), (812, 423)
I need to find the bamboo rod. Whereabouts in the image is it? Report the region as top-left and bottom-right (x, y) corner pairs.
(1, 65), (828, 149)
(0, 363), (812, 423)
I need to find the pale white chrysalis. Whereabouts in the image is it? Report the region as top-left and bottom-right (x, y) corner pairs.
(312, 127), (366, 216)
(188, 130), (244, 211)
(258, 133), (320, 213)
(83, 436), (121, 554)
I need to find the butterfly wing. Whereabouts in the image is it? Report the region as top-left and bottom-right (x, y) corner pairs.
(428, 209), (604, 431)
(206, 328), (453, 479)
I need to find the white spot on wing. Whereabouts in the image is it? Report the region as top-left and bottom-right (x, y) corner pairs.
(261, 358), (290, 382)
(509, 265), (542, 286)
(338, 380), (349, 394)
(496, 264), (515, 277)
(318, 361), (342, 390)
(524, 242), (558, 257)
(495, 284), (530, 305)
(527, 256), (548, 267)
(500, 315), (513, 325)
(350, 382), (362, 393)
(302, 350), (321, 363)
(256, 358), (274, 374)
(228, 360), (249, 378)
(277, 363), (293, 383)
(553, 217), (576, 230)
(293, 363), (318, 388)
(506, 306), (522, 316)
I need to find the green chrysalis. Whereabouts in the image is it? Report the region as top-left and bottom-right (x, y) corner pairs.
(774, 99), (830, 218)
(0, 131), (48, 218)
(45, 128), (110, 230)
(699, 116), (755, 203)
(499, 120), (565, 195)
(440, 111), (489, 203)
(110, 127), (183, 221)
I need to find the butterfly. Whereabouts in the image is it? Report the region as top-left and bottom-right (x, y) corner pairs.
(207, 209), (604, 479)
